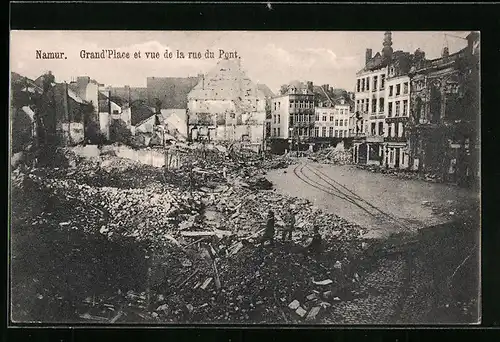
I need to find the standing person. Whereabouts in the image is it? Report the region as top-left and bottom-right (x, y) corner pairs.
(282, 205), (296, 242)
(307, 223), (323, 255)
(260, 210), (275, 246)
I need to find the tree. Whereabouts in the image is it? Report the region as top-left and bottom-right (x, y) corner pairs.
(109, 119), (132, 145)
(279, 84), (289, 95)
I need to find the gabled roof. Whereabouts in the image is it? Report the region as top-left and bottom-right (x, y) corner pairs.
(160, 109), (187, 122)
(147, 77), (199, 109)
(257, 84), (275, 98)
(11, 72), (43, 94)
(67, 88), (86, 104)
(130, 100), (155, 126)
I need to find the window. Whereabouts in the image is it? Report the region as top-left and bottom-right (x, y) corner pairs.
(315, 113), (319, 121)
(371, 122), (376, 135)
(289, 115), (294, 125)
(357, 79), (361, 92)
(274, 102), (277, 110)
(339, 130), (344, 138)
(395, 101), (401, 116)
(366, 77), (370, 91)
(396, 84), (401, 96)
(322, 127), (326, 137)
(378, 122), (384, 136)
(372, 98), (377, 113)
(314, 127), (319, 137)
(340, 120), (344, 127)
(335, 130), (339, 137)
(273, 128), (276, 136)
(329, 127), (334, 137)
(398, 123), (403, 137)
(277, 127), (280, 137)
(278, 102), (281, 109)
(356, 100), (360, 111)
(403, 100), (408, 116)
(330, 115), (334, 122)
(394, 122), (399, 137)
(387, 124), (392, 137)
(388, 102), (393, 117)
(278, 115), (280, 123)
(335, 119), (339, 126)
(365, 101), (369, 112)
(379, 97), (385, 113)
(113, 110), (119, 114)
(290, 101), (294, 108)
(273, 115), (276, 124)
(389, 86), (394, 97)
(344, 119), (348, 126)
(380, 74), (386, 90)
(322, 115), (327, 122)
(361, 78), (365, 92)
(345, 130), (348, 137)
(404, 82), (409, 94)
(373, 76), (378, 90)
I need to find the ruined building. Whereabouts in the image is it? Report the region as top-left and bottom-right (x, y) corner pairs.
(187, 58), (268, 146)
(407, 31), (480, 186)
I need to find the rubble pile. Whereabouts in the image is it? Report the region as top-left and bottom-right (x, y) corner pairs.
(356, 164), (444, 183)
(11, 147), (389, 324)
(310, 148), (353, 165)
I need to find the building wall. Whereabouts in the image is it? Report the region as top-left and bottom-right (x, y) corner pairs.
(187, 59), (267, 144)
(61, 122), (85, 145)
(354, 67), (388, 135)
(270, 95), (289, 138)
(314, 105), (350, 138)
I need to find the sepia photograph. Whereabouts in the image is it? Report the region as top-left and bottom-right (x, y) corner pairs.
(9, 30), (480, 325)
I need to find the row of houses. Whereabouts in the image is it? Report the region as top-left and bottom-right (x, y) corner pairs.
(351, 31), (480, 186)
(268, 80), (356, 153)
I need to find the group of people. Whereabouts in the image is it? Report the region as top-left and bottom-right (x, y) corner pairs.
(260, 205), (323, 253)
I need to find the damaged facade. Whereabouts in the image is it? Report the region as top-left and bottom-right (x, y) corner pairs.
(187, 58), (268, 148)
(407, 31), (480, 185)
(352, 32), (393, 165)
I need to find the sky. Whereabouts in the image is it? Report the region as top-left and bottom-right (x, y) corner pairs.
(10, 31), (471, 94)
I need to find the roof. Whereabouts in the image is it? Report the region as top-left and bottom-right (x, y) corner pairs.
(21, 106), (35, 121)
(67, 88), (86, 104)
(11, 72), (43, 94)
(147, 76), (199, 109)
(160, 109), (187, 122)
(134, 113), (156, 128)
(257, 84), (275, 98)
(130, 100), (155, 126)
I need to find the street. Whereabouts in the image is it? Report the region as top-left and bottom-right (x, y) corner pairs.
(266, 159), (477, 239)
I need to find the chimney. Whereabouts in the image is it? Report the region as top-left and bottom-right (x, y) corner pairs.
(442, 46), (449, 58)
(76, 76), (90, 100)
(365, 48), (373, 65)
(382, 31), (393, 60)
(307, 81), (313, 92)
